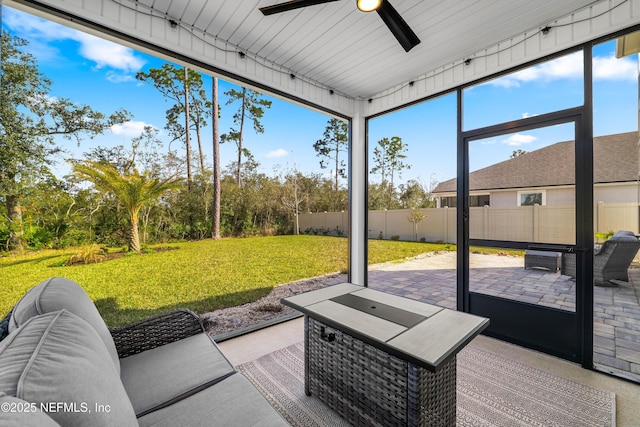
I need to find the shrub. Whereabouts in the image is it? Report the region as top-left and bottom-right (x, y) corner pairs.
(66, 244), (107, 266)
(390, 235), (400, 241)
(56, 228), (93, 249)
(0, 222), (10, 251)
(595, 231), (615, 244)
(261, 227), (277, 236)
(25, 225), (55, 250)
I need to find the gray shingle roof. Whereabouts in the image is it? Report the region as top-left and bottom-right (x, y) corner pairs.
(432, 132), (638, 193)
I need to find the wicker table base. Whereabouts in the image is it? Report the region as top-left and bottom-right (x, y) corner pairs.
(305, 316), (457, 427)
(524, 250), (561, 271)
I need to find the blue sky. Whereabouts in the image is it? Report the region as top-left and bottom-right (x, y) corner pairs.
(370, 42), (639, 186)
(2, 6), (332, 181)
(3, 6), (639, 188)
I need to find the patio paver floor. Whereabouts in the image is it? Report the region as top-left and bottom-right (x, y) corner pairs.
(366, 251), (640, 382)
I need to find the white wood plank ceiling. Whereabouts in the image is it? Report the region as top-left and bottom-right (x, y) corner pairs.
(125, 0), (599, 99)
(7, 0), (640, 115)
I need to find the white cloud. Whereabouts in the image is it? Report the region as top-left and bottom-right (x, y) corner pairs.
(106, 71), (137, 84)
(110, 121), (155, 137)
(76, 33), (145, 72)
(488, 51), (637, 88)
(266, 149), (288, 159)
(521, 112), (539, 119)
(490, 77), (521, 88)
(3, 8), (77, 40)
(593, 54), (637, 81)
(536, 53), (584, 80)
(490, 52), (583, 87)
(4, 7), (145, 74)
(503, 133), (536, 146)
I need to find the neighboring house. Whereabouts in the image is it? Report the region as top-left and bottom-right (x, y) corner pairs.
(433, 131), (639, 208)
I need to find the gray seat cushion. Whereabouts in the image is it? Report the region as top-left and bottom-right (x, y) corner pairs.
(0, 394), (61, 427)
(8, 277), (120, 373)
(120, 333), (235, 417)
(137, 373), (288, 427)
(0, 310), (137, 427)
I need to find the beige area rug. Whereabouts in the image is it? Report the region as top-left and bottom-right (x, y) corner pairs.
(237, 342), (616, 427)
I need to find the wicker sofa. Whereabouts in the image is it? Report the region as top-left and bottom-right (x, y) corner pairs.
(561, 230), (640, 286)
(0, 277), (288, 427)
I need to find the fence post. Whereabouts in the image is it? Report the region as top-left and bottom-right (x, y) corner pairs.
(384, 209), (388, 239)
(533, 204), (540, 242)
(444, 206), (448, 243)
(483, 205), (489, 239)
(596, 201), (604, 233)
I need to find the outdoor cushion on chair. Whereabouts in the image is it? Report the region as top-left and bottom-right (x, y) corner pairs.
(0, 310), (137, 427)
(562, 230), (640, 285)
(1, 278), (289, 427)
(8, 277), (120, 373)
(120, 332), (235, 417)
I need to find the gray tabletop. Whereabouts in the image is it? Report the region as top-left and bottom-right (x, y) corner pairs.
(282, 283), (489, 371)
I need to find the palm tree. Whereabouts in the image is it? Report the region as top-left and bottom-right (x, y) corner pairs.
(72, 160), (183, 252)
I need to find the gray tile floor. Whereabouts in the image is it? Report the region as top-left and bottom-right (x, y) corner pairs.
(365, 252), (640, 382)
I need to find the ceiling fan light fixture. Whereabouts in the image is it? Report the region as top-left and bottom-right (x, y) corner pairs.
(260, 0), (418, 51)
(357, 0), (382, 12)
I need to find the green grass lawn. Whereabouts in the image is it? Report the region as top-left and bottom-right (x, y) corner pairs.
(1, 236), (453, 327)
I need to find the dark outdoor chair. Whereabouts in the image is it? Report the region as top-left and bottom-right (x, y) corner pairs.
(561, 230), (640, 286)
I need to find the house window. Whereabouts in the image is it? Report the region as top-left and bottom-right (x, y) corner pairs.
(470, 195), (490, 207)
(518, 191), (545, 206)
(441, 195), (489, 207)
(441, 196), (456, 207)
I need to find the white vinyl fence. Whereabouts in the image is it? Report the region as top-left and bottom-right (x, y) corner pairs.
(299, 202), (639, 244)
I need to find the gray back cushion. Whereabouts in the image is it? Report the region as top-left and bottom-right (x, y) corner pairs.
(8, 277), (120, 373)
(610, 230), (637, 241)
(0, 310), (11, 342)
(0, 394), (61, 427)
(0, 310), (137, 427)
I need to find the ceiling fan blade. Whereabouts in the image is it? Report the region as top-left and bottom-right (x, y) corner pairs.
(260, 0), (340, 16)
(376, 0), (421, 52)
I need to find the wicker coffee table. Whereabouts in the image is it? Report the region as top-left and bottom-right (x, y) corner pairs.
(282, 283), (489, 427)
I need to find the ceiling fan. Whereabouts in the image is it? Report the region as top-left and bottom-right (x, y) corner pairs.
(259, 0), (421, 52)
